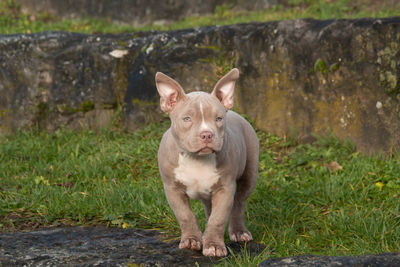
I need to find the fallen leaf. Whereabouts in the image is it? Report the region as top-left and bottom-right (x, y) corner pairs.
(375, 182), (384, 191)
(321, 205), (330, 215)
(325, 161), (343, 172)
(109, 49), (128, 58)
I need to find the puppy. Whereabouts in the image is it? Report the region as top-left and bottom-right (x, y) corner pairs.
(155, 68), (259, 257)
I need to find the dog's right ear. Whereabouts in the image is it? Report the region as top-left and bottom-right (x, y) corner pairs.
(155, 72), (186, 113)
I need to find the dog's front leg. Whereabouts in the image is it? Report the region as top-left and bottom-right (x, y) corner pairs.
(163, 184), (202, 251)
(202, 183), (236, 257)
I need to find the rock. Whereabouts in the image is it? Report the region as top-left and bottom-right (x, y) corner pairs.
(259, 253), (400, 267)
(1, 18), (400, 153)
(14, 0), (282, 26)
(0, 226), (265, 266)
(1, 226), (399, 266)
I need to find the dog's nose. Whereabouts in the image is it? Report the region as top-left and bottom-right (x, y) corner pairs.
(200, 131), (213, 143)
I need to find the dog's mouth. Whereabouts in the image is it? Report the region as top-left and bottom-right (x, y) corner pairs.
(196, 146), (215, 155)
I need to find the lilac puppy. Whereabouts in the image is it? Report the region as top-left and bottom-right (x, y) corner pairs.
(155, 69), (259, 257)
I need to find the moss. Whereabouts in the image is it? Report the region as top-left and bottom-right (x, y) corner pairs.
(377, 44), (400, 96)
(140, 44), (150, 53)
(329, 63), (340, 72)
(195, 44), (221, 51)
(213, 50), (237, 79)
(56, 104), (68, 113)
(0, 108), (10, 117)
(112, 51), (137, 104)
(80, 100), (95, 113)
(35, 102), (48, 127)
(56, 101), (95, 115)
(100, 46), (108, 53)
(385, 72), (397, 91)
(132, 98), (158, 106)
(197, 46), (237, 81)
(117, 40), (128, 47)
(164, 41), (176, 49)
(198, 58), (214, 64)
(217, 52), (237, 76)
(313, 58), (329, 74)
(102, 103), (116, 109)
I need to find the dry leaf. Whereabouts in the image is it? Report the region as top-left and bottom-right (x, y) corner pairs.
(109, 49), (128, 58)
(325, 161), (343, 172)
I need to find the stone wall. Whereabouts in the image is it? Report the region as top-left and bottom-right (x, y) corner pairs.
(1, 18), (400, 153)
(14, 0), (282, 26)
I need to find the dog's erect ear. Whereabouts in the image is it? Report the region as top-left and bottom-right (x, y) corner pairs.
(155, 72), (186, 113)
(211, 68), (239, 110)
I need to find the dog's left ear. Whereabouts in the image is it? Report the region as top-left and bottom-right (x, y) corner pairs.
(211, 68), (239, 110)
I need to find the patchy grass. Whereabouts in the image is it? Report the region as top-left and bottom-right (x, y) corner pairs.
(1, 120), (400, 265)
(0, 0), (399, 34)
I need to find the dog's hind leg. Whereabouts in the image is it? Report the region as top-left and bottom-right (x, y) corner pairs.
(228, 139), (258, 242)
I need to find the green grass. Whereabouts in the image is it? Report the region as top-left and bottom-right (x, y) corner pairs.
(1, 120), (400, 265)
(0, 0), (400, 34)
(0, 123), (175, 232)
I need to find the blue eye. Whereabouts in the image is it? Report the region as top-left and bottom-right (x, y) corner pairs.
(216, 117), (223, 122)
(183, 117), (191, 122)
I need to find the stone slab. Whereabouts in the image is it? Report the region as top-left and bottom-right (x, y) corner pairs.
(259, 253), (400, 267)
(0, 226), (265, 266)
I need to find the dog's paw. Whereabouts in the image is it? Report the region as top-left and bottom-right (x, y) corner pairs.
(229, 230), (253, 242)
(202, 242), (227, 257)
(179, 236), (201, 251)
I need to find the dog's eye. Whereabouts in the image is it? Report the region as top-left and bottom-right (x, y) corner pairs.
(183, 117), (191, 122)
(216, 116), (223, 122)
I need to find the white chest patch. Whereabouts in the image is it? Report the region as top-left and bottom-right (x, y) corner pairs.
(174, 153), (219, 199)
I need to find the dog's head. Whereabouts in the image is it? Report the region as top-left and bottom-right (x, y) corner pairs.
(155, 69), (239, 156)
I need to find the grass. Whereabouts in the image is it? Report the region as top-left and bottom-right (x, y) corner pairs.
(1, 119), (400, 265)
(0, 0), (400, 34)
